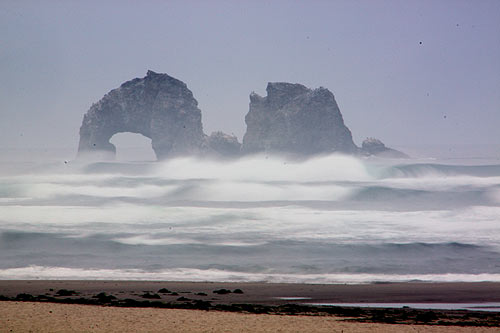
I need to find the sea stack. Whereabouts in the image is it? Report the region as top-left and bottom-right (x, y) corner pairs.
(78, 70), (205, 160)
(78, 71), (407, 160)
(241, 82), (357, 155)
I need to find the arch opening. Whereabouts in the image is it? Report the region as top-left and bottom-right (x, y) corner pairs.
(110, 132), (156, 161)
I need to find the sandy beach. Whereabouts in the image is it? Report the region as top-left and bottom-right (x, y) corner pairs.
(1, 301), (498, 333)
(1, 281), (500, 331)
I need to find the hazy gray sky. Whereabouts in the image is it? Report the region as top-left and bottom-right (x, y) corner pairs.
(1, 0), (499, 150)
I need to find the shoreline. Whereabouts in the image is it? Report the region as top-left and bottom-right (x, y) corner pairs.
(1, 280), (500, 327)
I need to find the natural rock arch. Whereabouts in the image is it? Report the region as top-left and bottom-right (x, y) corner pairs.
(78, 70), (205, 160)
(78, 70), (407, 160)
(109, 132), (156, 161)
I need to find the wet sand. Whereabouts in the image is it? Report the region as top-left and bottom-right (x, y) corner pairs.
(1, 280), (500, 305)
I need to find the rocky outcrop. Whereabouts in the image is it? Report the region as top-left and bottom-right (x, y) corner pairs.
(78, 70), (205, 159)
(78, 71), (407, 160)
(204, 131), (241, 157)
(241, 82), (357, 155)
(361, 138), (409, 158)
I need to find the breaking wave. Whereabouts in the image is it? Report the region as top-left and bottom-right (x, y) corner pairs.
(1, 152), (500, 282)
(387, 163), (500, 178)
(2, 266), (500, 284)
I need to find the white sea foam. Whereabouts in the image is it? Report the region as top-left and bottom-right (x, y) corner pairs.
(2, 204), (500, 249)
(27, 183), (173, 199)
(1, 153), (500, 282)
(2, 266), (500, 284)
(153, 154), (373, 182)
(379, 176), (500, 192)
(192, 181), (353, 201)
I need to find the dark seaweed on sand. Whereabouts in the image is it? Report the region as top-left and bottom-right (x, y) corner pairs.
(141, 292), (161, 299)
(213, 289), (231, 295)
(92, 292), (117, 303)
(55, 289), (78, 296)
(157, 288), (171, 293)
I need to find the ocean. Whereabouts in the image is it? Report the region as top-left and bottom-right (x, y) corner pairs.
(1, 145), (500, 283)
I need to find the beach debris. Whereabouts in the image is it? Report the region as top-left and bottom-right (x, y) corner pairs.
(415, 311), (438, 323)
(192, 299), (211, 310)
(141, 292), (161, 299)
(15, 293), (35, 301)
(92, 292), (117, 303)
(157, 288), (171, 293)
(55, 289), (77, 297)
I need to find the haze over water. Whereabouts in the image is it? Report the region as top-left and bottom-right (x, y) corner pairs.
(1, 0), (499, 285)
(1, 144), (500, 283)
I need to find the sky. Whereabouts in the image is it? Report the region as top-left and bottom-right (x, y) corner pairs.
(1, 0), (499, 151)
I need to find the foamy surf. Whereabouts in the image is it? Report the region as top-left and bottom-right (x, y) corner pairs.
(1, 152), (500, 283)
(3, 266), (500, 284)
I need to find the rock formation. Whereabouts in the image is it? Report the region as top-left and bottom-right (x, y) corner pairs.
(204, 131), (241, 157)
(78, 70), (206, 159)
(78, 71), (407, 160)
(361, 137), (409, 158)
(241, 82), (357, 155)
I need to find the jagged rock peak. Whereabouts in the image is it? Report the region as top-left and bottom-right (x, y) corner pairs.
(204, 131), (241, 157)
(78, 71), (204, 160)
(361, 137), (409, 158)
(265, 82), (310, 108)
(362, 137), (387, 151)
(242, 82), (357, 155)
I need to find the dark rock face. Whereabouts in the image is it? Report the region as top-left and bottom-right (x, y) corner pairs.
(78, 71), (407, 160)
(204, 131), (241, 157)
(361, 138), (409, 158)
(241, 82), (357, 155)
(78, 70), (205, 159)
